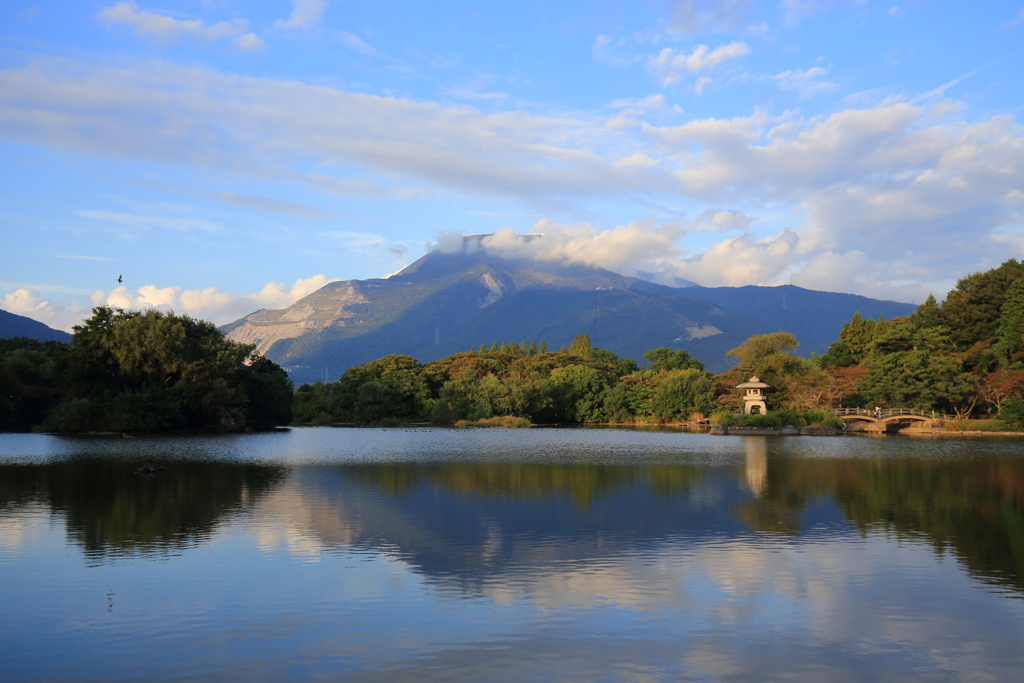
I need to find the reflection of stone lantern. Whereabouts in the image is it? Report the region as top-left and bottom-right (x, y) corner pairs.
(736, 376), (770, 415)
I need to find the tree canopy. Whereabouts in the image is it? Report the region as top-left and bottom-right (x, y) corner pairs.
(1, 307), (292, 433)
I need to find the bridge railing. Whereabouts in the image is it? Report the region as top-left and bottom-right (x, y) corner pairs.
(833, 407), (953, 421)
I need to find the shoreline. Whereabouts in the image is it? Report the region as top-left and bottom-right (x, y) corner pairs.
(596, 421), (1024, 438)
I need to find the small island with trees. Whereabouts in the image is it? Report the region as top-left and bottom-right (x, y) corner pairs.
(0, 307), (293, 433)
(2, 260), (1023, 434)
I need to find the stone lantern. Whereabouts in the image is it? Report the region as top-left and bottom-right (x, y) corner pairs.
(736, 376), (770, 414)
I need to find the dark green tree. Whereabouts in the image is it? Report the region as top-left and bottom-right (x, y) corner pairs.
(820, 311), (877, 368)
(994, 279), (1024, 364)
(0, 338), (64, 431)
(45, 307), (290, 432)
(643, 347), (704, 372)
(292, 381), (335, 425)
(331, 353), (426, 423)
(940, 259), (1024, 349)
(860, 318), (971, 413)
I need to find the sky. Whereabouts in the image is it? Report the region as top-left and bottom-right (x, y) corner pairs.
(2, 1), (1023, 332)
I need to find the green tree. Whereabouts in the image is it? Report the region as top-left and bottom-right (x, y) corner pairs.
(332, 354), (426, 423)
(545, 364), (609, 423)
(820, 312), (878, 368)
(292, 381), (334, 425)
(860, 318), (971, 413)
(644, 347), (704, 372)
(0, 338), (64, 431)
(652, 370), (715, 421)
(911, 294), (942, 329)
(998, 397), (1024, 427)
(724, 332), (805, 408)
(994, 279), (1024, 364)
(45, 307), (290, 432)
(568, 333), (592, 357)
(940, 259), (1024, 349)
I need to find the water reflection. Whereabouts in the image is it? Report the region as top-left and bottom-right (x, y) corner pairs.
(3, 431), (1024, 680)
(0, 457), (285, 561)
(2, 438), (1024, 594)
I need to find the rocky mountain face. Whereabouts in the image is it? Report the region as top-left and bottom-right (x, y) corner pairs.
(223, 237), (916, 385)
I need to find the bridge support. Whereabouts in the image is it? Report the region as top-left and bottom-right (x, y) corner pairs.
(845, 420), (898, 433)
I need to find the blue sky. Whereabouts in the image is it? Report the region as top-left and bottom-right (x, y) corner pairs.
(2, 1), (1023, 331)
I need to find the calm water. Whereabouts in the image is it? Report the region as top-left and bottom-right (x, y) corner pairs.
(2, 427), (1024, 681)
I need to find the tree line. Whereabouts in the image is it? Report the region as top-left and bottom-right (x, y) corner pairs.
(294, 259), (1024, 428)
(3, 259), (1023, 432)
(815, 259), (1024, 424)
(292, 333), (722, 426)
(0, 307), (292, 432)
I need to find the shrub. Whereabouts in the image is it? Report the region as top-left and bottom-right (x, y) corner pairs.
(708, 410), (734, 427)
(998, 398), (1024, 428)
(459, 415), (531, 428)
(946, 418), (1016, 432)
(800, 409), (844, 429)
(310, 411), (335, 426)
(737, 413), (783, 428)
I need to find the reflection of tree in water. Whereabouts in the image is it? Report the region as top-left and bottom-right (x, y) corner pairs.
(0, 458), (286, 561)
(831, 456), (1024, 594)
(735, 448), (1024, 594)
(342, 463), (706, 508)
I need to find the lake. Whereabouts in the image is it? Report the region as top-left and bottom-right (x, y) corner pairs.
(2, 427), (1024, 681)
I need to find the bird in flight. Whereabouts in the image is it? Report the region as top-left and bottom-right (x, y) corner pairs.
(117, 275), (123, 283)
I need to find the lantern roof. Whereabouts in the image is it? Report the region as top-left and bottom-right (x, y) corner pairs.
(736, 376), (770, 389)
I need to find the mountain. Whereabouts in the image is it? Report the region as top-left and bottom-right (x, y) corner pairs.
(0, 309), (72, 343)
(223, 237), (916, 384)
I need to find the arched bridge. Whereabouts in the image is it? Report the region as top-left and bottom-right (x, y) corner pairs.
(833, 408), (950, 427)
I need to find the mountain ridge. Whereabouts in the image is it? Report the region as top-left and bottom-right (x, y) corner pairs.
(0, 309), (72, 343)
(223, 238), (916, 384)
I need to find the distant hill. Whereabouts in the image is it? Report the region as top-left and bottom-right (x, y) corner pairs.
(223, 237), (916, 384)
(0, 309), (72, 343)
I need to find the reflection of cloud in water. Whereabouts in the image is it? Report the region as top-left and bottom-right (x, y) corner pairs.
(311, 535), (1024, 682)
(0, 502), (52, 552)
(214, 459), (1024, 680)
(251, 486), (359, 562)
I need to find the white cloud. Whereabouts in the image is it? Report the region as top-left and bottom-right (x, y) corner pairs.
(647, 41), (750, 87)
(772, 66), (837, 97)
(675, 229), (800, 287)
(76, 210), (223, 233)
(98, 275), (336, 325)
(337, 30), (378, 56)
(3, 289), (88, 332)
(1, 54), (1022, 301)
(274, 0), (327, 31)
(99, 2), (256, 47)
(484, 220), (688, 274)
(431, 231), (471, 254)
(0, 56), (661, 207)
(692, 208), (755, 232)
(607, 94), (667, 111)
(3, 276), (336, 332)
(231, 33), (266, 53)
